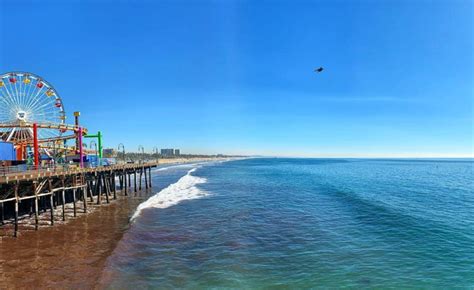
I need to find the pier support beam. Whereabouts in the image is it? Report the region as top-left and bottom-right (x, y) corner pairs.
(33, 182), (39, 230)
(88, 180), (94, 202)
(83, 184), (88, 213)
(148, 167), (152, 187)
(139, 168), (143, 191)
(48, 179), (54, 225)
(96, 174), (102, 205)
(134, 171), (137, 193)
(124, 170), (128, 196)
(104, 174), (110, 204)
(73, 189), (77, 217)
(62, 178), (66, 221)
(14, 183), (19, 237)
(50, 193), (54, 225)
(144, 167), (148, 189)
(112, 172), (117, 200)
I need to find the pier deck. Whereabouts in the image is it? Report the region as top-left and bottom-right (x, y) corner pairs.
(0, 162), (158, 184)
(0, 162), (158, 237)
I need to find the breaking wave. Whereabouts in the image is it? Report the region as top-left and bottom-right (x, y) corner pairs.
(130, 167), (208, 221)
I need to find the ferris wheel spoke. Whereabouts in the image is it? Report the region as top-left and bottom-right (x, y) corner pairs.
(30, 98), (56, 116)
(1, 77), (12, 94)
(18, 75), (24, 100)
(34, 107), (58, 117)
(0, 96), (14, 111)
(8, 76), (18, 102)
(24, 84), (42, 108)
(0, 106), (12, 118)
(33, 113), (59, 124)
(8, 78), (23, 111)
(0, 86), (15, 111)
(1, 79), (17, 107)
(25, 81), (48, 110)
(17, 129), (24, 143)
(16, 75), (21, 99)
(17, 75), (26, 107)
(17, 79), (23, 103)
(27, 88), (53, 114)
(14, 77), (21, 105)
(24, 85), (46, 111)
(26, 80), (34, 102)
(20, 75), (29, 107)
(28, 100), (51, 119)
(20, 75), (26, 99)
(25, 130), (32, 142)
(33, 110), (56, 119)
(22, 75), (30, 101)
(29, 96), (54, 112)
(24, 77), (36, 106)
(23, 131), (27, 143)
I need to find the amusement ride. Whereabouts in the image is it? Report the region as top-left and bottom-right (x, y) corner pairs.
(0, 71), (90, 167)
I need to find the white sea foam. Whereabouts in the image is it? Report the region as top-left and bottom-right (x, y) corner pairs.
(130, 167), (208, 221)
(152, 163), (197, 172)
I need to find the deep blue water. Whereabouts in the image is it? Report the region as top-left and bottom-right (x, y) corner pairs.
(101, 158), (474, 288)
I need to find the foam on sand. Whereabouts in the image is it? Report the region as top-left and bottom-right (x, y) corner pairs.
(130, 167), (208, 221)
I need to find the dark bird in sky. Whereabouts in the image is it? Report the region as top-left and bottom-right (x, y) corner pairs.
(314, 67), (324, 73)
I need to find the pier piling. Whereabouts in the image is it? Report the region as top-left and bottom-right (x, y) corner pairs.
(139, 168), (143, 191)
(148, 168), (152, 187)
(48, 179), (54, 225)
(33, 182), (39, 230)
(83, 183), (88, 213)
(14, 183), (19, 237)
(134, 171), (137, 193)
(73, 189), (77, 217)
(144, 167), (148, 190)
(61, 178), (66, 221)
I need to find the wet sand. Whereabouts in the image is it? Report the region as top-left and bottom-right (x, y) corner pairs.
(0, 190), (152, 289)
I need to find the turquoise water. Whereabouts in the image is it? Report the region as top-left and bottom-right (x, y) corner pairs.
(101, 158), (474, 288)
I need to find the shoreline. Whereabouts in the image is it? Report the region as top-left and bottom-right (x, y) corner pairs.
(0, 157), (229, 289)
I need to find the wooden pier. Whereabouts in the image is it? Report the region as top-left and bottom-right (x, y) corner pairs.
(0, 162), (157, 237)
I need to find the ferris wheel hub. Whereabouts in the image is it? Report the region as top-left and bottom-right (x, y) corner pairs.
(16, 110), (27, 122)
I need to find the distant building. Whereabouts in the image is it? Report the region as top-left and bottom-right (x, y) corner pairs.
(174, 149), (180, 156)
(161, 149), (174, 157)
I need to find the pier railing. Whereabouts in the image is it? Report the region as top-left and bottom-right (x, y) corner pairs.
(0, 162), (158, 179)
(0, 164), (70, 176)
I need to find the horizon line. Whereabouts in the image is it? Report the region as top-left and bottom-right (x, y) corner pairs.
(249, 155), (474, 159)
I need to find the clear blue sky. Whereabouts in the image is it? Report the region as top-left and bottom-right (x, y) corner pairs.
(1, 0), (472, 157)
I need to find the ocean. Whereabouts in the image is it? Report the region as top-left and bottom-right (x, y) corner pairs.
(99, 158), (474, 288)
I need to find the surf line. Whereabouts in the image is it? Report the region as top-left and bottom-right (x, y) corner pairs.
(130, 167), (209, 221)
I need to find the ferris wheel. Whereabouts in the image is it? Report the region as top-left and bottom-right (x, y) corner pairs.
(0, 72), (66, 144)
